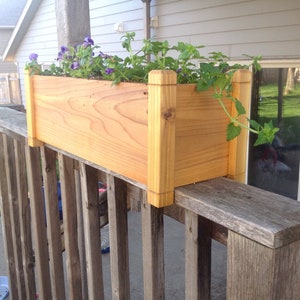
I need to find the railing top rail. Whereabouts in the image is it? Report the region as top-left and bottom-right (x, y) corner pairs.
(0, 107), (27, 142)
(175, 177), (300, 249)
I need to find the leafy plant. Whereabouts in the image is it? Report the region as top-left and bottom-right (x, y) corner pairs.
(25, 32), (279, 146)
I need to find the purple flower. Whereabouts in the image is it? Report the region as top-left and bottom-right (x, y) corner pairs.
(60, 46), (68, 53)
(99, 51), (111, 59)
(176, 68), (182, 73)
(105, 68), (114, 75)
(29, 53), (38, 61)
(57, 46), (69, 60)
(71, 61), (80, 70)
(83, 36), (94, 47)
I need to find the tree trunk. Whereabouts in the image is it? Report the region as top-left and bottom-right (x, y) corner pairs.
(284, 67), (295, 95)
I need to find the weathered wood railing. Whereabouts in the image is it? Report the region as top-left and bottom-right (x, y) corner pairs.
(1, 106), (300, 299)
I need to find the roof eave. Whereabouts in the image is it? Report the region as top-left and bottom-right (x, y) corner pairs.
(3, 0), (43, 61)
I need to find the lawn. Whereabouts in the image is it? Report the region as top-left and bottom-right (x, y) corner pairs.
(258, 81), (300, 144)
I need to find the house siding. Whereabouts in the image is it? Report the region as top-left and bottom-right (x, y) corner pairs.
(13, 0), (300, 105)
(0, 29), (14, 56)
(0, 62), (17, 73)
(89, 0), (145, 56)
(14, 0), (57, 105)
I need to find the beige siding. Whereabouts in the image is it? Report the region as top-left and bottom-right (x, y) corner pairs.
(14, 0), (300, 105)
(0, 29), (14, 56)
(152, 0), (300, 59)
(90, 0), (145, 56)
(90, 0), (300, 60)
(0, 62), (17, 73)
(14, 0), (58, 106)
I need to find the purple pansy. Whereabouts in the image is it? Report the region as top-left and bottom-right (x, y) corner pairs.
(29, 53), (38, 61)
(105, 68), (114, 75)
(57, 46), (69, 60)
(99, 51), (112, 59)
(71, 61), (80, 70)
(83, 36), (94, 47)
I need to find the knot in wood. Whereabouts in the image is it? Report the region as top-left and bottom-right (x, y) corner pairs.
(162, 108), (175, 121)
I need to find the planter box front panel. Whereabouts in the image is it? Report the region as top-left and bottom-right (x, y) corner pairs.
(30, 76), (149, 184)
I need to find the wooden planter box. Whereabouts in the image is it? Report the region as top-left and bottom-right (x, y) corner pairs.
(25, 69), (251, 207)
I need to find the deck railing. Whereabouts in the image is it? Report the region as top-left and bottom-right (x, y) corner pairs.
(1, 106), (300, 299)
(0, 73), (21, 105)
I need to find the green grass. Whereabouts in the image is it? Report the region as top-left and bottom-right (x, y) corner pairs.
(258, 82), (300, 144)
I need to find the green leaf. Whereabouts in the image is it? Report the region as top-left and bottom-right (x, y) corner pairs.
(234, 99), (246, 116)
(248, 119), (261, 131)
(214, 76), (229, 91)
(227, 122), (241, 141)
(254, 121), (280, 146)
(196, 80), (210, 91)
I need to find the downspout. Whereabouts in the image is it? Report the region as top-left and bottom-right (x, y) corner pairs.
(142, 0), (151, 40)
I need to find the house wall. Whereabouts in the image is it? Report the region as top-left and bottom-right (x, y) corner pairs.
(0, 62), (17, 74)
(15, 0), (58, 104)
(0, 29), (13, 56)
(14, 0), (300, 105)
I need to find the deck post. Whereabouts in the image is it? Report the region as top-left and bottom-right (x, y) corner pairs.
(55, 0), (91, 47)
(227, 230), (300, 299)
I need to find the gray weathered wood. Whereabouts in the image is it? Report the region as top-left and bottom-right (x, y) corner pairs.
(185, 210), (212, 300)
(55, 0), (91, 47)
(185, 211), (211, 300)
(58, 153), (83, 299)
(0, 107), (27, 140)
(14, 138), (36, 299)
(0, 134), (20, 299)
(227, 230), (300, 299)
(25, 145), (52, 299)
(74, 165), (88, 300)
(107, 174), (130, 300)
(175, 177), (300, 248)
(80, 162), (104, 300)
(3, 135), (27, 298)
(141, 191), (165, 300)
(41, 147), (66, 300)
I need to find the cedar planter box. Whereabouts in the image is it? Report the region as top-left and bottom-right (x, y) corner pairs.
(25, 69), (251, 207)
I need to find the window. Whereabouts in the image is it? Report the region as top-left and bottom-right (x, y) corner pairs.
(248, 66), (300, 200)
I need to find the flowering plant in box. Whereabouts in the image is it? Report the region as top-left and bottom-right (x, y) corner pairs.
(25, 32), (279, 146)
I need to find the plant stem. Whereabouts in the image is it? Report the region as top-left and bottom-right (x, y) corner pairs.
(214, 91), (259, 135)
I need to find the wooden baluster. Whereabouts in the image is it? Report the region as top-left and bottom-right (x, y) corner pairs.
(25, 145), (52, 299)
(74, 164), (88, 300)
(2, 135), (26, 298)
(14, 138), (36, 299)
(185, 211), (211, 300)
(80, 162), (104, 299)
(107, 174), (130, 300)
(0, 134), (19, 299)
(41, 147), (66, 300)
(142, 191), (165, 299)
(58, 153), (82, 299)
